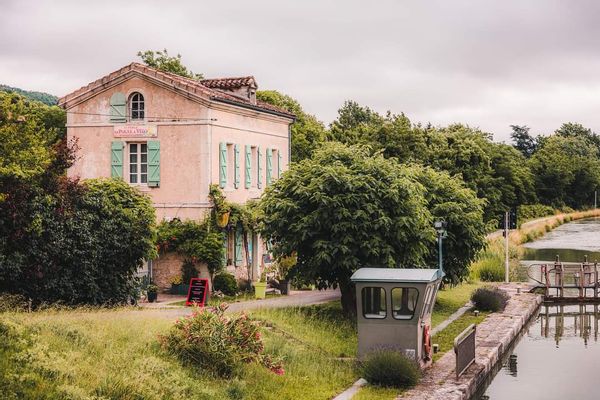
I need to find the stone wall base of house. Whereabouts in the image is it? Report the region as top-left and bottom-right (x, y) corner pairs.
(152, 252), (210, 292)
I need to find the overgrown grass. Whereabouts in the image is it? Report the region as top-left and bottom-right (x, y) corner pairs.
(0, 303), (357, 400)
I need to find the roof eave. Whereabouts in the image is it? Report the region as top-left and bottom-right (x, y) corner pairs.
(212, 97), (296, 121)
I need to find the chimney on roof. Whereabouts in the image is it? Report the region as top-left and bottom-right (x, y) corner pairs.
(201, 77), (258, 105)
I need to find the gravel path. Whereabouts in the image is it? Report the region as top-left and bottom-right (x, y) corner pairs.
(139, 289), (341, 320)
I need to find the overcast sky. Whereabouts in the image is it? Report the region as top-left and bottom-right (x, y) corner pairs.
(3, 0), (600, 141)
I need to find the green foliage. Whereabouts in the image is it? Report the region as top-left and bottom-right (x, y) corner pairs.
(213, 273), (238, 296)
(478, 263), (505, 282)
(257, 91), (326, 162)
(529, 135), (600, 208)
(471, 287), (509, 312)
(260, 143), (435, 314)
(181, 260), (198, 285)
(157, 218), (224, 278)
(408, 166), (487, 284)
(0, 177), (157, 305)
(510, 125), (538, 158)
(360, 350), (421, 388)
(0, 91), (65, 183)
(327, 104), (537, 223)
(0, 84), (58, 106)
(137, 49), (203, 80)
(160, 304), (283, 377)
(518, 204), (556, 222)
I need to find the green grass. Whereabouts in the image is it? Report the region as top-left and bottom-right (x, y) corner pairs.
(0, 303), (357, 400)
(166, 292), (281, 307)
(431, 282), (483, 327)
(432, 311), (488, 361)
(353, 386), (399, 399)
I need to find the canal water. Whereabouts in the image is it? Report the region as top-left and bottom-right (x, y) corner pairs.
(521, 217), (600, 262)
(477, 218), (600, 399)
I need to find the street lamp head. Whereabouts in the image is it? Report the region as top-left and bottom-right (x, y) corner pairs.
(434, 220), (447, 231)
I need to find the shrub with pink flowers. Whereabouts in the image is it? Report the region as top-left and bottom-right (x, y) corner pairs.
(159, 303), (284, 377)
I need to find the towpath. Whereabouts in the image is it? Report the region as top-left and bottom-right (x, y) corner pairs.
(139, 289), (341, 319)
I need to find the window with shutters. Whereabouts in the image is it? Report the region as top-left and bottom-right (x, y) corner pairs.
(129, 92), (145, 121)
(128, 143), (148, 184)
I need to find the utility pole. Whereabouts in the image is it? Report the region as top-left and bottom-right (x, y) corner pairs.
(504, 211), (509, 283)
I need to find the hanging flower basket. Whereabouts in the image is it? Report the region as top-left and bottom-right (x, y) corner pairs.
(217, 211), (231, 228)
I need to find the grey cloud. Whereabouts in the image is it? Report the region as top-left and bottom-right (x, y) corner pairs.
(3, 0), (600, 140)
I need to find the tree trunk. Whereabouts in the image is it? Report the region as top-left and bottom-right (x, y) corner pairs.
(339, 279), (357, 317)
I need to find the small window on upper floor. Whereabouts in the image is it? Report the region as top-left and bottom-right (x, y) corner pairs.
(129, 92), (145, 121)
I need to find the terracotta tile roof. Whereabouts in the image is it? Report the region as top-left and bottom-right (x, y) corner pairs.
(58, 63), (294, 119)
(200, 76), (257, 90)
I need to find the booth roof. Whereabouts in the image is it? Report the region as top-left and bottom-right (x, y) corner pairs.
(350, 268), (441, 283)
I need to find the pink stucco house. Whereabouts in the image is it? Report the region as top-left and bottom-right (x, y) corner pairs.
(58, 63), (294, 289)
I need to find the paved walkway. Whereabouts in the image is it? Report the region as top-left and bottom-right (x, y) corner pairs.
(140, 289), (341, 319)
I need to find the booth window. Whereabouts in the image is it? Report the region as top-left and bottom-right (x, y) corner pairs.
(362, 287), (386, 319)
(391, 287), (419, 320)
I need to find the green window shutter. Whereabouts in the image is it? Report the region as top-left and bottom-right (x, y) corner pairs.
(245, 145), (251, 189)
(235, 225), (243, 267)
(257, 146), (262, 189)
(111, 141), (123, 178)
(266, 148), (272, 185)
(234, 144), (240, 189)
(223, 232), (228, 266)
(219, 142), (227, 188)
(277, 150), (282, 178)
(109, 92), (127, 123)
(147, 140), (160, 187)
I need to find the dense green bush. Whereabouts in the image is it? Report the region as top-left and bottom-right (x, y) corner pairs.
(213, 273), (237, 296)
(160, 303), (282, 377)
(360, 350), (421, 388)
(471, 287), (509, 312)
(478, 263), (505, 282)
(0, 178), (156, 306)
(518, 204), (555, 223)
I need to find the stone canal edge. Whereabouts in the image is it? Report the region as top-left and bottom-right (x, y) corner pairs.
(399, 283), (542, 400)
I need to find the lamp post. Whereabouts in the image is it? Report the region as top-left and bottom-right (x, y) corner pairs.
(434, 220), (448, 277)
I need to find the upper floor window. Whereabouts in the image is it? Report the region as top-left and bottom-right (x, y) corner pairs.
(129, 92), (144, 121)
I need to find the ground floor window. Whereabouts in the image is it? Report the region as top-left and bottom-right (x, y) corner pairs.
(129, 143), (147, 184)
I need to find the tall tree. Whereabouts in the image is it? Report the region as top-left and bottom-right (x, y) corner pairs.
(260, 142), (486, 314)
(510, 125), (537, 158)
(0, 92), (65, 186)
(256, 90), (326, 162)
(137, 49), (203, 80)
(529, 135), (600, 208)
